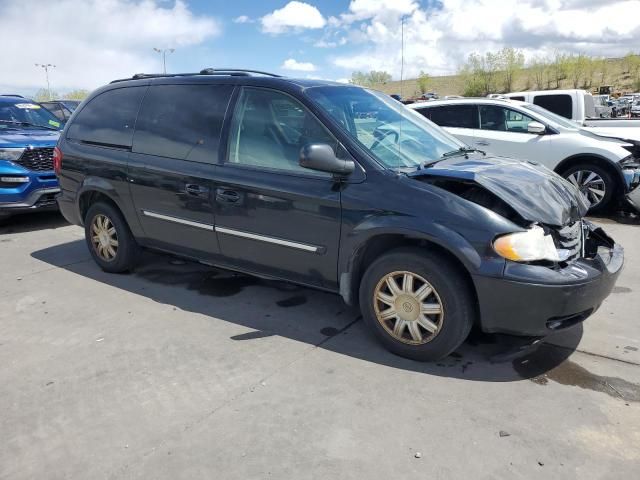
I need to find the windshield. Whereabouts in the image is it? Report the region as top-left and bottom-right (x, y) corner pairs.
(0, 101), (62, 130)
(520, 103), (581, 130)
(306, 86), (463, 169)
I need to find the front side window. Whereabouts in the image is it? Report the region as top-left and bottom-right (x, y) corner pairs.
(67, 87), (146, 147)
(533, 94), (573, 119)
(227, 87), (336, 175)
(133, 84), (233, 163)
(479, 105), (537, 133)
(306, 86), (463, 169)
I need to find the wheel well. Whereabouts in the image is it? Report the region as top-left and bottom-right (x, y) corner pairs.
(349, 234), (479, 318)
(554, 155), (621, 190)
(79, 190), (121, 223)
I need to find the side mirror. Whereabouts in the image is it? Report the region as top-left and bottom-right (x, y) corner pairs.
(299, 143), (355, 176)
(527, 121), (546, 134)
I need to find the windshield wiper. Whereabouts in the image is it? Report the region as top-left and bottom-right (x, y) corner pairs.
(441, 146), (485, 158)
(0, 119), (59, 131)
(421, 147), (486, 168)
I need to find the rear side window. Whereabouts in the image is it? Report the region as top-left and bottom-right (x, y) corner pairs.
(533, 94), (572, 119)
(419, 105), (479, 129)
(509, 96), (525, 102)
(42, 102), (66, 121)
(133, 84), (233, 163)
(67, 87), (146, 147)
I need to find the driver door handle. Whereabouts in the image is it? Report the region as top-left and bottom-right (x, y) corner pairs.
(185, 183), (209, 197)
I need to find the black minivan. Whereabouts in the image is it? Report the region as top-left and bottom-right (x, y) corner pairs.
(55, 69), (624, 361)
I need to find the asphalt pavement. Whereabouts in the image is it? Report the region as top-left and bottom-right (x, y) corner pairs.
(1, 211), (639, 479)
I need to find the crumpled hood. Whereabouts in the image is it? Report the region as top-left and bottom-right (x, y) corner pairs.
(0, 128), (60, 148)
(409, 155), (589, 227)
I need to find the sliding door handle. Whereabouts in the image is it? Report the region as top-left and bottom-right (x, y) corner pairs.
(215, 188), (240, 204)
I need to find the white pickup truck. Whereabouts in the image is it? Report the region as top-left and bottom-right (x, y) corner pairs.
(504, 89), (640, 144)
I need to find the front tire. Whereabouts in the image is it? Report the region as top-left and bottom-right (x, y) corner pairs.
(84, 202), (139, 273)
(359, 248), (475, 361)
(561, 163), (615, 213)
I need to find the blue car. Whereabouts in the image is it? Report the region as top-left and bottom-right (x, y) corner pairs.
(0, 96), (62, 220)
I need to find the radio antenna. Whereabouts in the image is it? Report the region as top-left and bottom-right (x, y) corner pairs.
(400, 15), (405, 99)
(397, 15), (406, 176)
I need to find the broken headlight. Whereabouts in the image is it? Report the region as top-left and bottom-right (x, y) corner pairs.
(493, 225), (571, 262)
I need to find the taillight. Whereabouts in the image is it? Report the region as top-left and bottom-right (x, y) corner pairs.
(53, 146), (63, 175)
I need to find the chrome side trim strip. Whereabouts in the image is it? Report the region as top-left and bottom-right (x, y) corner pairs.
(215, 226), (319, 252)
(141, 210), (214, 231)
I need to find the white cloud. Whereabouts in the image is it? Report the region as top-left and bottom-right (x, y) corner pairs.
(233, 15), (253, 24)
(0, 0), (220, 92)
(282, 58), (317, 71)
(261, 1), (325, 34)
(329, 0), (640, 78)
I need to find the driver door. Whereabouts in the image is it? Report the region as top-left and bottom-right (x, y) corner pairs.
(212, 87), (343, 289)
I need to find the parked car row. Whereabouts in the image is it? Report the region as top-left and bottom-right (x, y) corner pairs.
(48, 69), (624, 361)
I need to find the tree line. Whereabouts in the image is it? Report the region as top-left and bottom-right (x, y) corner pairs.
(351, 50), (640, 98)
(460, 49), (640, 96)
(33, 88), (90, 102)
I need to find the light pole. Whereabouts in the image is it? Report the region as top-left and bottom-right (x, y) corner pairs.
(153, 48), (175, 74)
(35, 63), (56, 100)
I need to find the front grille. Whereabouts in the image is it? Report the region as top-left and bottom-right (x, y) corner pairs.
(552, 220), (583, 262)
(14, 147), (54, 172)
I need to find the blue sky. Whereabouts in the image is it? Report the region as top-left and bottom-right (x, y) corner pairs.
(2, 0), (640, 95)
(170, 0), (356, 79)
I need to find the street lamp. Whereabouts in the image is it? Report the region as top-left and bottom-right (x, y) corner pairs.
(153, 48), (175, 74)
(35, 63), (56, 100)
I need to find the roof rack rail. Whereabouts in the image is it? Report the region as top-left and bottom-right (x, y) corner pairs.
(110, 68), (282, 84)
(199, 68), (281, 77)
(1, 94), (25, 98)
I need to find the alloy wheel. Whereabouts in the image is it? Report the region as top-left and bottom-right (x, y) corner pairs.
(566, 170), (606, 207)
(91, 214), (119, 261)
(373, 271), (444, 345)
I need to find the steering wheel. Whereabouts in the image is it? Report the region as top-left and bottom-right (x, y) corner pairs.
(369, 127), (399, 151)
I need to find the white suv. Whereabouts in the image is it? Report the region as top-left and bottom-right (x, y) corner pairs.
(408, 98), (640, 212)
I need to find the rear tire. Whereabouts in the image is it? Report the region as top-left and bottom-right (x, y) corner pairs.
(84, 202), (139, 273)
(561, 162), (615, 214)
(359, 248), (475, 361)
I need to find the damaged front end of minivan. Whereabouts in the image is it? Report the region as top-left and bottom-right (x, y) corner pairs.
(409, 155), (624, 337)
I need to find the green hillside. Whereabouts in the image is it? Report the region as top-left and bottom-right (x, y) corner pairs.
(374, 57), (637, 98)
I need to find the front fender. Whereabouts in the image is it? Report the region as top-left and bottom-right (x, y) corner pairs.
(337, 214), (505, 305)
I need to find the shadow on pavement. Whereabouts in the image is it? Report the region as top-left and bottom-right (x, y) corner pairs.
(31, 240), (583, 384)
(0, 211), (68, 234)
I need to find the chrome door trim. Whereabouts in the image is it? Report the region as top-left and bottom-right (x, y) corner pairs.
(141, 210), (214, 231)
(215, 226), (319, 252)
